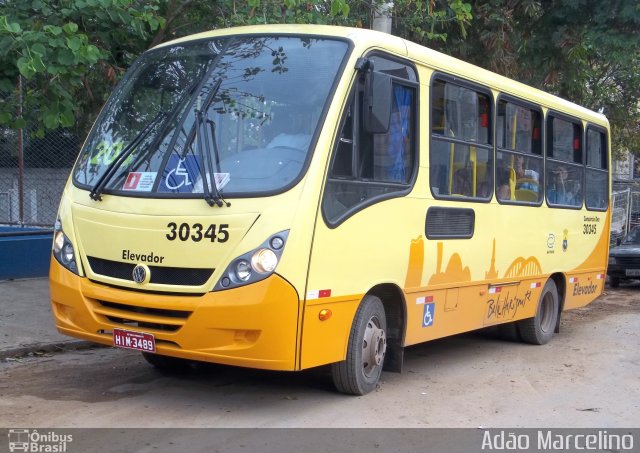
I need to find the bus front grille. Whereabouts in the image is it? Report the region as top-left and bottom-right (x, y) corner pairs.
(93, 300), (192, 333)
(87, 256), (214, 286)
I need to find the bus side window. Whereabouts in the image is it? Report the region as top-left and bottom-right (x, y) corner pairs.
(585, 127), (608, 210)
(546, 115), (583, 208)
(430, 79), (492, 200)
(495, 99), (543, 204)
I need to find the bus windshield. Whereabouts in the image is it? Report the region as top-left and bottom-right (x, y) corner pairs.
(74, 36), (349, 197)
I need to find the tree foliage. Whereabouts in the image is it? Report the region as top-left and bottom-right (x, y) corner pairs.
(148, 0), (361, 48)
(1, 0), (638, 159)
(522, 0), (640, 158)
(0, 0), (470, 138)
(0, 0), (164, 136)
(392, 0), (472, 45)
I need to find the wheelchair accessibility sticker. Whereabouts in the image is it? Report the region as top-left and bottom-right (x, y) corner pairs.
(160, 155), (201, 193)
(422, 302), (435, 327)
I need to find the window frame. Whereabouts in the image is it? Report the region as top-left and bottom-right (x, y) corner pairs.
(429, 73), (494, 203)
(545, 111), (585, 210)
(584, 124), (609, 212)
(321, 52), (420, 228)
(494, 94), (544, 207)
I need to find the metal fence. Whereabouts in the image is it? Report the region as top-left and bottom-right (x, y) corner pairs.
(611, 187), (640, 244)
(0, 78), (79, 227)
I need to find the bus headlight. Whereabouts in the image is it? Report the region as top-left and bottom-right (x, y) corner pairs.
(53, 219), (79, 275)
(235, 260), (252, 281)
(252, 248), (278, 273)
(214, 230), (289, 291)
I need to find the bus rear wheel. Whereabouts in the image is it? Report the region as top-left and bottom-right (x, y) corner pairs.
(331, 295), (387, 395)
(517, 279), (559, 345)
(142, 352), (193, 373)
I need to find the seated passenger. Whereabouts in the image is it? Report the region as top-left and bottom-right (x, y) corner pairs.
(452, 168), (472, 196)
(514, 155), (539, 191)
(547, 166), (571, 204)
(496, 168), (511, 201)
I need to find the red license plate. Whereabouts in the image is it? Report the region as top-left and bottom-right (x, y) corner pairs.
(113, 328), (156, 353)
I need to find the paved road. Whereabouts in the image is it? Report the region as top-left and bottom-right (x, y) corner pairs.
(0, 285), (638, 429)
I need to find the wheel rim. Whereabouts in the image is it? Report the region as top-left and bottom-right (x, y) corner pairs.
(362, 316), (387, 378)
(539, 291), (556, 333)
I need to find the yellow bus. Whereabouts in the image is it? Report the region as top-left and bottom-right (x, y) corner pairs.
(50, 25), (610, 395)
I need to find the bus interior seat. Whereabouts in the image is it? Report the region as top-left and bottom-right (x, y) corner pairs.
(515, 189), (538, 202)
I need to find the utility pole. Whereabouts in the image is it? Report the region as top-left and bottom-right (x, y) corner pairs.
(372, 1), (393, 34)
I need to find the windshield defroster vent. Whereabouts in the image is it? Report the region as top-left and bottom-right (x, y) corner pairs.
(87, 256), (213, 286)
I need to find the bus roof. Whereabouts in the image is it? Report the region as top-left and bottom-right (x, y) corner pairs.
(155, 24), (608, 128)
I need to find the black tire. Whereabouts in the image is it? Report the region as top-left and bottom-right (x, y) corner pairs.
(331, 295), (387, 395)
(609, 276), (620, 288)
(142, 352), (193, 373)
(517, 279), (559, 345)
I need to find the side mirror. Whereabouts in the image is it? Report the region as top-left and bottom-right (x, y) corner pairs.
(363, 71), (392, 134)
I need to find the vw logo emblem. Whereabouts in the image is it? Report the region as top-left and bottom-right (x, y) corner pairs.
(132, 265), (148, 284)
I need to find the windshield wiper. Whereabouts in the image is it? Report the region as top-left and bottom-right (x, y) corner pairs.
(89, 111), (167, 201)
(104, 78), (205, 193)
(203, 118), (230, 207)
(189, 78), (230, 207)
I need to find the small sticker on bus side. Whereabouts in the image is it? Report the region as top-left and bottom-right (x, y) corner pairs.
(123, 172), (157, 191)
(416, 295), (434, 304)
(306, 289), (331, 300)
(422, 302), (435, 327)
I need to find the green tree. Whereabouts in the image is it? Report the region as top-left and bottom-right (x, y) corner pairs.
(148, 0), (361, 48)
(392, 0), (473, 45)
(0, 0), (164, 136)
(522, 0), (640, 159)
(0, 0), (473, 139)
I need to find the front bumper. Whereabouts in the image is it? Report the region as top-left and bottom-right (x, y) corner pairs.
(50, 258), (301, 370)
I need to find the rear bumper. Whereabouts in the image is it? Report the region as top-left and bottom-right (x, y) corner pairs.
(50, 258), (301, 370)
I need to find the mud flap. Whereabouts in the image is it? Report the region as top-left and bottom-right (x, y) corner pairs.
(383, 341), (403, 373)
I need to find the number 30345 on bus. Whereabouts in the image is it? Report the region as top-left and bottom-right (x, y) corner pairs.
(166, 222), (229, 243)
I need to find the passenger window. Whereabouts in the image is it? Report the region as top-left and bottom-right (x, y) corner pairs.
(323, 58), (417, 224)
(430, 79), (492, 200)
(547, 117), (582, 164)
(585, 128), (608, 210)
(546, 115), (583, 208)
(495, 100), (543, 204)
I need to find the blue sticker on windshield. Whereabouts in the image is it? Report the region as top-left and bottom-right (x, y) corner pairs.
(159, 155), (201, 193)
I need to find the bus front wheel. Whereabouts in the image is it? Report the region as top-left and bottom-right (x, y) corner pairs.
(517, 279), (559, 345)
(331, 295), (387, 395)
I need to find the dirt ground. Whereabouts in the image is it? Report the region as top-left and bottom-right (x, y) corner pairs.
(0, 283), (638, 429)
